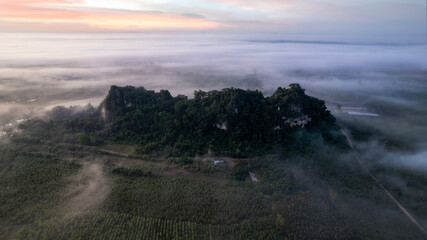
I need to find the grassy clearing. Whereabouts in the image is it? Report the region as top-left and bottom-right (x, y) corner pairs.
(99, 143), (136, 156)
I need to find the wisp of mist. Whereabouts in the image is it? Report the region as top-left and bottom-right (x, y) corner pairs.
(1, 32), (426, 173)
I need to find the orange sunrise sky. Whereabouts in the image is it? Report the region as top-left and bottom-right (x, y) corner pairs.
(0, 0), (425, 34)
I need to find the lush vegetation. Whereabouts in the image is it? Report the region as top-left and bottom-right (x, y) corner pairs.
(2, 140), (426, 239)
(0, 144), (81, 225)
(103, 84), (340, 157)
(1, 85), (426, 239)
(17, 211), (276, 240)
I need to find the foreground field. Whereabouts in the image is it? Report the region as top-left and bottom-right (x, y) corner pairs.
(1, 139), (426, 240)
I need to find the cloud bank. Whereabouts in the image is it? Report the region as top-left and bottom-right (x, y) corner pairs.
(0, 32), (426, 173)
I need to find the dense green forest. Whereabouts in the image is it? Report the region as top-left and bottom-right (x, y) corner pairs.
(1, 84), (426, 239)
(102, 84), (339, 157)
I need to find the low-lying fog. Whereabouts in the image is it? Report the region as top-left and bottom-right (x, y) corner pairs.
(1, 32), (426, 172)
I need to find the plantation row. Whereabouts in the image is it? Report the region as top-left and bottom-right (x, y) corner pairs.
(105, 176), (271, 225)
(0, 145), (81, 225)
(2, 139), (427, 239)
(17, 210), (277, 240)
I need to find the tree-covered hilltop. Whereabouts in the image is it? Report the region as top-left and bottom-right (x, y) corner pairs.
(3, 84), (427, 240)
(102, 84), (339, 157)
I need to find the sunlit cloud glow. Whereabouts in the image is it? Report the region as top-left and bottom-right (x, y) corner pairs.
(0, 0), (220, 31)
(0, 0), (425, 34)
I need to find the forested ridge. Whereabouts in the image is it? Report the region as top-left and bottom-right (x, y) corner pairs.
(102, 84), (339, 157)
(1, 84), (426, 239)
